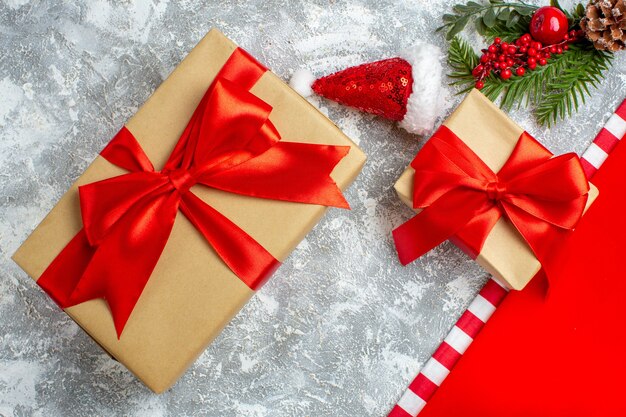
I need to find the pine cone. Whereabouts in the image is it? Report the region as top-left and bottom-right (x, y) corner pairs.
(580, 0), (626, 51)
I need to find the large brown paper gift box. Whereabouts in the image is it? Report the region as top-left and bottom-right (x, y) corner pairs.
(394, 89), (598, 290)
(12, 29), (366, 393)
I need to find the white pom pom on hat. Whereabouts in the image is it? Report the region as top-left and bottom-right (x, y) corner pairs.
(290, 41), (448, 136)
(398, 42), (449, 135)
(289, 68), (317, 98)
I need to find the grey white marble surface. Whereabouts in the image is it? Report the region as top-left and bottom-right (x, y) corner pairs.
(1, 0), (625, 416)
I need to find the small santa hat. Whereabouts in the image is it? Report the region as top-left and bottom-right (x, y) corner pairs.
(290, 41), (448, 136)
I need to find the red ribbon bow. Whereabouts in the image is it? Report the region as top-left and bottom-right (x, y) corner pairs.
(393, 125), (590, 271)
(37, 48), (350, 337)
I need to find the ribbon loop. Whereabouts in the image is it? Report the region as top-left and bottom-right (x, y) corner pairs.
(393, 125), (590, 277)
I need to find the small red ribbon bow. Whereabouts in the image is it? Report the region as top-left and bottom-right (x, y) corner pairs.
(37, 48), (350, 337)
(393, 125), (590, 270)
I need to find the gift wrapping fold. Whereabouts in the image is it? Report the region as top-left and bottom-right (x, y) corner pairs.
(393, 89), (598, 290)
(12, 29), (366, 393)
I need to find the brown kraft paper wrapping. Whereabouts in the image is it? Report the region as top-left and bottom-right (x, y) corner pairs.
(394, 89), (598, 291)
(12, 29), (366, 393)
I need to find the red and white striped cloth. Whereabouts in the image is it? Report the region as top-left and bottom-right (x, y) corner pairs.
(580, 102), (626, 177)
(388, 99), (626, 417)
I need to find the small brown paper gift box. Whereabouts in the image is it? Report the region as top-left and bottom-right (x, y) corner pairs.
(394, 89), (598, 291)
(12, 29), (366, 393)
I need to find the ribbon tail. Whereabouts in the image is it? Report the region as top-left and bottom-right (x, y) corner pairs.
(452, 206), (503, 259)
(73, 191), (180, 338)
(37, 229), (96, 307)
(503, 202), (575, 287)
(180, 192), (280, 290)
(40, 190), (180, 338)
(393, 189), (491, 265)
(199, 142), (351, 208)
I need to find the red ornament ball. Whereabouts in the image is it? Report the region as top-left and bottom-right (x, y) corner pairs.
(529, 6), (569, 45)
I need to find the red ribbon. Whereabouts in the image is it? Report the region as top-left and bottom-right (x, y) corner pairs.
(393, 125), (590, 272)
(37, 48), (351, 337)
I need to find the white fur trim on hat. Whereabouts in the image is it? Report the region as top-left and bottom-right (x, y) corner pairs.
(398, 42), (449, 136)
(289, 68), (317, 97)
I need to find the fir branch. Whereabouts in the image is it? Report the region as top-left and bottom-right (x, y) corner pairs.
(536, 44), (613, 126)
(447, 36), (480, 93)
(478, 14), (532, 42)
(438, 0), (537, 40)
(445, 37), (613, 126)
(482, 47), (573, 111)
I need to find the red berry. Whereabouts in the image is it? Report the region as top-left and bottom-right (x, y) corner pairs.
(556, 47), (563, 54)
(519, 46), (528, 53)
(539, 58), (547, 66)
(475, 80), (485, 89)
(494, 37), (502, 44)
(530, 6), (569, 45)
(488, 45), (497, 53)
(564, 33), (570, 41)
(498, 54), (506, 61)
(549, 45), (557, 53)
(501, 69), (512, 80)
(472, 64), (484, 77)
(569, 29), (577, 38)
(507, 46), (516, 55)
(481, 54), (490, 63)
(531, 41), (543, 50)
(516, 67), (526, 76)
(564, 45), (569, 50)
(527, 57), (537, 65)
(521, 34), (531, 44)
(528, 62), (537, 70)
(506, 58), (514, 67)
(527, 47), (538, 57)
(493, 62), (500, 69)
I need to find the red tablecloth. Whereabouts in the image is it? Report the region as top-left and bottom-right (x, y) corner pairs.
(420, 138), (626, 417)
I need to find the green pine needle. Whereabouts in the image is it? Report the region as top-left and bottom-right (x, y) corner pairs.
(536, 44), (613, 126)
(448, 36), (480, 93)
(447, 36), (613, 126)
